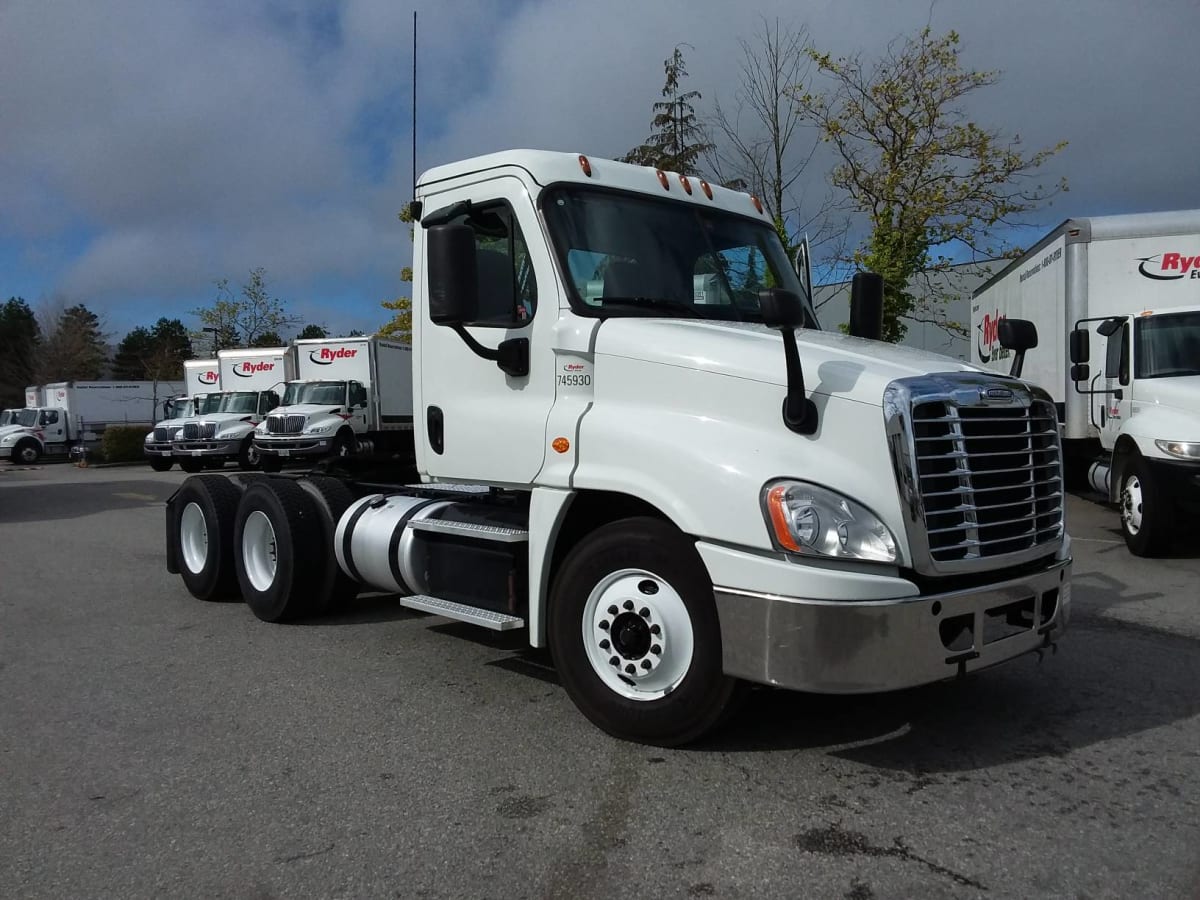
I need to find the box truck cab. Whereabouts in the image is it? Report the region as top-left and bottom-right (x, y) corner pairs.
(253, 336), (412, 471)
(171, 349), (289, 473)
(144, 359), (221, 469)
(2, 381), (182, 464)
(166, 150), (1071, 745)
(972, 211), (1200, 555)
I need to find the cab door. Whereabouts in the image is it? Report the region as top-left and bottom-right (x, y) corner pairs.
(414, 175), (557, 485)
(1097, 320), (1132, 451)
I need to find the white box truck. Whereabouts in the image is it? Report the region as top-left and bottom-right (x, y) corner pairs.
(2, 380), (182, 464)
(171, 348), (291, 473)
(165, 150), (1071, 745)
(253, 336), (412, 471)
(972, 210), (1200, 555)
(143, 359), (221, 471)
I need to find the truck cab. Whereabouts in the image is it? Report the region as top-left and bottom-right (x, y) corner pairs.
(0, 407), (59, 464)
(1071, 304), (1200, 552)
(143, 395), (197, 471)
(255, 378), (367, 468)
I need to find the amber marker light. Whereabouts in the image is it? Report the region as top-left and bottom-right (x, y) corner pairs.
(578, 155), (593, 177)
(656, 169), (670, 190)
(751, 195), (764, 214)
(679, 175), (693, 195)
(766, 484), (802, 552)
(552, 437), (570, 454)
(699, 179), (713, 199)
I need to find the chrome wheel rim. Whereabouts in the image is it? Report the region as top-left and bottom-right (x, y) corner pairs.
(1122, 475), (1143, 535)
(582, 568), (693, 702)
(242, 510), (278, 592)
(180, 502), (209, 574)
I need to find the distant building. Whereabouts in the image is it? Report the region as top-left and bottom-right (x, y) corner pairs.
(813, 261), (999, 361)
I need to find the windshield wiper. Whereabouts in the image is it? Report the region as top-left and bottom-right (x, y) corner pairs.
(599, 297), (707, 319)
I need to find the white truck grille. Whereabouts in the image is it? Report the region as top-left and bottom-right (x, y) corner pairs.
(182, 422), (216, 440)
(266, 414), (305, 434)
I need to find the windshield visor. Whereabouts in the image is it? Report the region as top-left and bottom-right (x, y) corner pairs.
(541, 187), (816, 326)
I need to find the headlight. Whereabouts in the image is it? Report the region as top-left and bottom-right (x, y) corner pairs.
(305, 423), (333, 434)
(762, 480), (899, 563)
(144, 433), (153, 444)
(1155, 440), (1200, 460)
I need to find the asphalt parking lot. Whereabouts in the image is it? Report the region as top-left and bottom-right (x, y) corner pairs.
(1, 463), (1198, 899)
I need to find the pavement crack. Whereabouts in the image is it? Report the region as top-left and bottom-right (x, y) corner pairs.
(795, 824), (986, 890)
(275, 843), (335, 864)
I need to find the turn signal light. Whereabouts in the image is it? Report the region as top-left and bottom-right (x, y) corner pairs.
(552, 437), (570, 454)
(578, 154), (592, 177)
(765, 484), (802, 552)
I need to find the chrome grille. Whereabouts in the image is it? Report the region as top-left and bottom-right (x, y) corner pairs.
(266, 414), (305, 434)
(182, 422), (216, 440)
(153, 426), (175, 442)
(885, 374), (1064, 575)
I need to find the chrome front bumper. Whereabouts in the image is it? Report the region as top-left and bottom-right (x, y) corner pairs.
(173, 439), (241, 457)
(253, 437), (331, 457)
(144, 443), (173, 457)
(715, 557), (1070, 693)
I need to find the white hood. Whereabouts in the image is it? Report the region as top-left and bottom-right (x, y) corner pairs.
(594, 319), (981, 406)
(0, 424), (34, 440)
(1136, 375), (1200, 414)
(269, 403), (346, 419)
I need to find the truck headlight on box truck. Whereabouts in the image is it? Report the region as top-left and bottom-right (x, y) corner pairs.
(763, 480), (898, 563)
(1155, 440), (1200, 460)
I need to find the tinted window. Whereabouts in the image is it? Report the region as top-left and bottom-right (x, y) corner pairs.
(450, 203), (537, 327)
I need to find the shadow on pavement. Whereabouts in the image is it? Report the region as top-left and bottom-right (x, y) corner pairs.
(0, 479), (177, 524)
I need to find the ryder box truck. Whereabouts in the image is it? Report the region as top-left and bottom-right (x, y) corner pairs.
(143, 359), (222, 470)
(972, 210), (1200, 556)
(165, 150), (1072, 745)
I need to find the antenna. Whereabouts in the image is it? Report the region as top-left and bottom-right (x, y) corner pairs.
(408, 10), (420, 221)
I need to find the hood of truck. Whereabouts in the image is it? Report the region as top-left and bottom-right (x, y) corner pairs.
(197, 412), (259, 425)
(1135, 375), (1200, 414)
(0, 425), (34, 441)
(594, 319), (980, 405)
(268, 404), (346, 419)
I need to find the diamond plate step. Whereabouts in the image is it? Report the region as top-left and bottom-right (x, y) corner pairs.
(408, 518), (529, 543)
(399, 594), (525, 631)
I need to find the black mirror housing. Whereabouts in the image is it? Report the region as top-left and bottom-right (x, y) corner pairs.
(848, 272), (884, 340)
(427, 224), (479, 325)
(759, 288), (807, 330)
(1069, 329), (1089, 364)
(1070, 363), (1090, 382)
(998, 318), (1038, 353)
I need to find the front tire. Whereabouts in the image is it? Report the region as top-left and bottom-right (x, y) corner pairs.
(548, 516), (740, 746)
(1120, 454), (1172, 557)
(234, 480), (324, 622)
(11, 439), (41, 465)
(260, 454), (283, 473)
(179, 456), (204, 474)
(238, 436), (261, 471)
(148, 457), (174, 472)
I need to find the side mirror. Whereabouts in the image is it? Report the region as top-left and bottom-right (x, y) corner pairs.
(759, 288), (807, 329)
(848, 272), (884, 341)
(1070, 363), (1090, 382)
(427, 224), (478, 325)
(1069, 328), (1089, 365)
(998, 317), (1038, 378)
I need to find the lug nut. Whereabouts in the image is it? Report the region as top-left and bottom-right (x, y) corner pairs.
(650, 624), (661, 635)
(609, 656), (619, 666)
(641, 660), (652, 670)
(608, 605), (618, 616)
(625, 664), (636, 675)
(651, 644), (661, 655)
(623, 600), (634, 611)
(639, 607), (650, 618)
(599, 620), (610, 631)
(599, 639), (610, 651)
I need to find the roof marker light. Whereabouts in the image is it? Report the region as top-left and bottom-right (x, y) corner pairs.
(656, 169), (670, 191)
(699, 179), (713, 200)
(751, 195), (764, 214)
(679, 175), (693, 195)
(578, 155), (592, 177)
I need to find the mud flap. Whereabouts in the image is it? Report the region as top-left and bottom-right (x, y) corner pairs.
(165, 488), (180, 574)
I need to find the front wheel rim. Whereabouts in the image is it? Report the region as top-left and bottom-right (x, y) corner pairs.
(19, 445), (36, 463)
(242, 510), (278, 592)
(180, 502), (209, 574)
(1122, 475), (1143, 535)
(581, 568), (694, 702)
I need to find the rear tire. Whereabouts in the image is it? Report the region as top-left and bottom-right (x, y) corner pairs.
(179, 457), (204, 474)
(148, 457), (174, 472)
(170, 475), (243, 601)
(1120, 454), (1172, 557)
(548, 516), (740, 746)
(234, 480), (324, 622)
(298, 475), (360, 611)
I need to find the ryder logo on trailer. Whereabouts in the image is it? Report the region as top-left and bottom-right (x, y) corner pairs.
(976, 310), (1010, 364)
(309, 347), (359, 365)
(1137, 252), (1200, 281)
(233, 361), (276, 377)
(198, 371), (219, 385)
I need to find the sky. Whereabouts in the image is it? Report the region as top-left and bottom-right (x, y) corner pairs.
(2, 0), (1199, 339)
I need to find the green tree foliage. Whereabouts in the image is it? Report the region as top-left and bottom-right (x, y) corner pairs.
(378, 207), (416, 343)
(623, 45), (713, 173)
(798, 28), (1067, 342)
(250, 330), (284, 348)
(111, 327), (156, 379)
(39, 303), (108, 381)
(0, 297), (42, 407)
(192, 268), (300, 351)
(111, 318), (192, 381)
(297, 324), (328, 339)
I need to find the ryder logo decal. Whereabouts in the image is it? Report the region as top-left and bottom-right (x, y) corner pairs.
(234, 361), (276, 377)
(1137, 252), (1199, 281)
(975, 310), (1010, 364)
(310, 347), (359, 365)
(198, 370), (219, 385)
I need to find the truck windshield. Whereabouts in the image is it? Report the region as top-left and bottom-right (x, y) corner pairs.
(198, 394), (224, 415)
(541, 186), (818, 326)
(16, 409), (38, 427)
(1135, 311), (1200, 379)
(218, 392), (259, 414)
(282, 381), (347, 405)
(167, 400), (191, 420)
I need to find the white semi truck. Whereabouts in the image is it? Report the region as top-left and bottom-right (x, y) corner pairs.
(171, 348), (291, 473)
(253, 336), (412, 471)
(143, 358), (222, 470)
(165, 150), (1071, 745)
(972, 210), (1200, 556)
(2, 380), (182, 464)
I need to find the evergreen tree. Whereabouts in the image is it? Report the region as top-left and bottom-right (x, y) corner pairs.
(0, 297), (42, 407)
(297, 324), (328, 339)
(623, 45), (713, 173)
(39, 303), (107, 381)
(250, 330), (284, 348)
(111, 327), (156, 379)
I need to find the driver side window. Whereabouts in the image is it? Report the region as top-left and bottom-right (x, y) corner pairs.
(40, 410), (59, 426)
